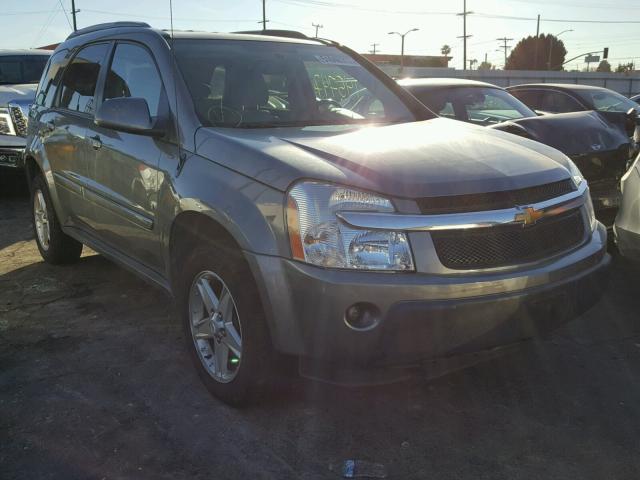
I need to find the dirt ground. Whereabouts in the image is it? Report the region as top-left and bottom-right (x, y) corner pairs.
(3, 176), (640, 480)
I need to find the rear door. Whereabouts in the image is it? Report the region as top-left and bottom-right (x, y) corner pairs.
(82, 41), (173, 270)
(47, 43), (110, 228)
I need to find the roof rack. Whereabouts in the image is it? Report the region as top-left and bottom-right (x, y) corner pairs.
(66, 22), (151, 40)
(233, 29), (309, 40)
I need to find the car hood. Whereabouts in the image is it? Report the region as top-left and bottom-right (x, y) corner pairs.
(195, 118), (572, 198)
(490, 111), (630, 157)
(0, 83), (36, 107)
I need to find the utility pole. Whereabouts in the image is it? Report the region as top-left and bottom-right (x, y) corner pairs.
(312, 23), (323, 38)
(370, 43), (379, 54)
(261, 0), (268, 31)
(497, 37), (513, 68)
(457, 0), (473, 71)
(71, 0), (78, 31)
(534, 14), (540, 69)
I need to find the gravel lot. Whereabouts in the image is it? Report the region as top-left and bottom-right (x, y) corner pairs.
(2, 177), (640, 480)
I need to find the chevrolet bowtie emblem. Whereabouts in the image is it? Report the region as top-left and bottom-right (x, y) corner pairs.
(515, 206), (544, 226)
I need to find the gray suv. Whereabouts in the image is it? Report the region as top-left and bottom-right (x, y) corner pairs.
(26, 22), (609, 404)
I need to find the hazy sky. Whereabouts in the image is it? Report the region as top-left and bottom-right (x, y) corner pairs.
(4, 0), (640, 70)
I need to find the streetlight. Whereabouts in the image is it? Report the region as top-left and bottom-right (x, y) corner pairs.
(388, 28), (419, 69)
(547, 29), (573, 70)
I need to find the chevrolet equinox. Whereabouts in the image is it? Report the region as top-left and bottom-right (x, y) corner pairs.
(25, 22), (609, 404)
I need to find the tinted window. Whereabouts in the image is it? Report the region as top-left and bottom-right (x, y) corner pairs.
(35, 50), (68, 108)
(174, 39), (421, 128)
(540, 90), (584, 113)
(509, 89), (544, 111)
(58, 43), (109, 114)
(103, 43), (164, 117)
(0, 55), (49, 85)
(577, 89), (640, 113)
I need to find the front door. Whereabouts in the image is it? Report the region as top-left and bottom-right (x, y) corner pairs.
(83, 41), (173, 271)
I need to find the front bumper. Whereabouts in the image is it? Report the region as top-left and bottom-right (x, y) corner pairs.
(615, 160), (640, 260)
(248, 223), (610, 365)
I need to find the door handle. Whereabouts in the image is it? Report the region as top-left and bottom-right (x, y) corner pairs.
(89, 135), (102, 150)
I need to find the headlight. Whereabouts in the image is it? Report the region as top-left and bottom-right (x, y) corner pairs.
(584, 192), (597, 232)
(565, 158), (584, 188)
(0, 108), (15, 136)
(286, 181), (414, 271)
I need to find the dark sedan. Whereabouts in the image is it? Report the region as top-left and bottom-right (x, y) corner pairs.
(506, 83), (640, 116)
(400, 78), (633, 228)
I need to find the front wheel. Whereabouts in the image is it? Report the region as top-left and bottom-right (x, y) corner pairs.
(31, 174), (83, 264)
(178, 247), (278, 405)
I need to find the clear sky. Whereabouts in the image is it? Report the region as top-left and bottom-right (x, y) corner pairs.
(3, 0), (640, 70)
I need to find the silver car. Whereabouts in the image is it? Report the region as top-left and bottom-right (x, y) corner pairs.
(615, 153), (640, 260)
(25, 22), (609, 405)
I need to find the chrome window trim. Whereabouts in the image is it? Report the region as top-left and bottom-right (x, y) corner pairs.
(336, 181), (588, 232)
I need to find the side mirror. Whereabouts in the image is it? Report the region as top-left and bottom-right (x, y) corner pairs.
(95, 97), (164, 137)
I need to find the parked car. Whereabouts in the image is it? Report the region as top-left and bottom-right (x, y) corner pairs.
(507, 83), (640, 115)
(0, 49), (51, 170)
(26, 22), (609, 405)
(399, 78), (633, 228)
(615, 153), (640, 260)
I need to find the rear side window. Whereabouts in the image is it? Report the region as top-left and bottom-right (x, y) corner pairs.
(103, 43), (164, 117)
(540, 90), (584, 113)
(510, 89), (544, 111)
(35, 50), (68, 108)
(58, 43), (109, 115)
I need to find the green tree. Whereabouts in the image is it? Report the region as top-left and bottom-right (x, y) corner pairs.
(505, 34), (567, 71)
(616, 62), (635, 73)
(478, 60), (493, 70)
(440, 44), (451, 57)
(596, 60), (611, 72)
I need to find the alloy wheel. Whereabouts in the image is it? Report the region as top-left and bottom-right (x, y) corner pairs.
(188, 270), (243, 383)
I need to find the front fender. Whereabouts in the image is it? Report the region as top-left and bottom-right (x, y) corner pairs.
(158, 152), (289, 273)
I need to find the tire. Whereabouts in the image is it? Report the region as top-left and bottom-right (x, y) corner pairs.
(31, 174), (83, 265)
(178, 245), (278, 406)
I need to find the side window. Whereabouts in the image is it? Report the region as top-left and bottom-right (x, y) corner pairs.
(103, 43), (164, 117)
(58, 43), (109, 114)
(541, 91), (584, 113)
(35, 50), (67, 108)
(511, 89), (543, 110)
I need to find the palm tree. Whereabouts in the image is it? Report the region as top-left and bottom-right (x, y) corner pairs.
(441, 44), (451, 57)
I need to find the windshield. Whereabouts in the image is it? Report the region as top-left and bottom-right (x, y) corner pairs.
(577, 88), (640, 113)
(174, 39), (418, 128)
(0, 55), (49, 85)
(409, 86), (537, 125)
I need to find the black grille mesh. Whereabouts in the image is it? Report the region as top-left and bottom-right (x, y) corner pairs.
(432, 209), (586, 270)
(417, 179), (576, 214)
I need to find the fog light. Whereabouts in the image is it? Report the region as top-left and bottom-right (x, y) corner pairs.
(344, 303), (381, 331)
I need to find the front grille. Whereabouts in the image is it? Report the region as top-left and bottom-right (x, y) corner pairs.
(417, 179), (576, 214)
(432, 208), (585, 270)
(8, 106), (27, 137)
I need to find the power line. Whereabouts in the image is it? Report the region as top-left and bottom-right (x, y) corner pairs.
(312, 22), (323, 37)
(57, 0), (73, 30)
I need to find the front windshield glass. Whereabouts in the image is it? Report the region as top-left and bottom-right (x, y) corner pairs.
(411, 86), (537, 125)
(174, 39), (418, 128)
(577, 88), (640, 113)
(0, 55), (49, 85)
